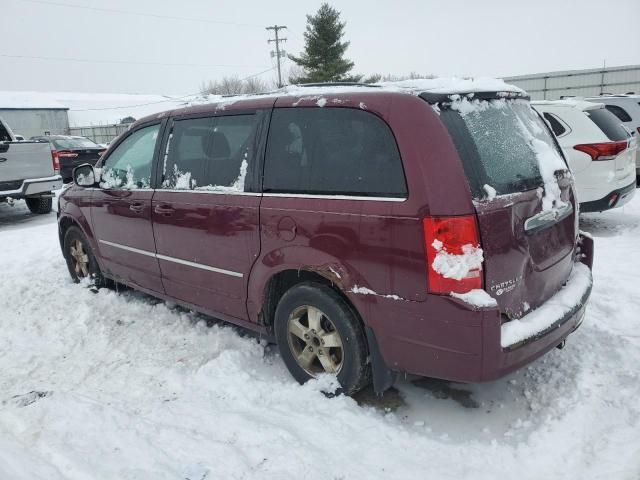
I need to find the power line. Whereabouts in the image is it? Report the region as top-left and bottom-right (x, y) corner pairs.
(68, 67), (278, 112)
(266, 25), (287, 88)
(16, 0), (265, 28)
(0, 53), (269, 70)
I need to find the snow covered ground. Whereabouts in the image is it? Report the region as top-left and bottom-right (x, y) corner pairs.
(1, 195), (639, 480)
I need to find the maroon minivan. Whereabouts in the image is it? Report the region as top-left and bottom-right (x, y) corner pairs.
(58, 82), (594, 394)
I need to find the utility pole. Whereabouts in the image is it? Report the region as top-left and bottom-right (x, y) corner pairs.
(266, 25), (287, 88)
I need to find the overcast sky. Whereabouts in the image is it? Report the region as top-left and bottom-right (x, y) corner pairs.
(2, 0), (638, 95)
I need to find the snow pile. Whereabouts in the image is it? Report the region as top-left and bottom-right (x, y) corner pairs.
(350, 285), (402, 301)
(431, 239), (483, 280)
(381, 77), (524, 95)
(451, 289), (497, 308)
(173, 166), (195, 190)
(99, 165), (149, 190)
(501, 263), (592, 348)
(195, 158), (248, 192)
(164, 155), (247, 193)
(483, 184), (497, 201)
(1, 196), (640, 479)
(515, 112), (567, 211)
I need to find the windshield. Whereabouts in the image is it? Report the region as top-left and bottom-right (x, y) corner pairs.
(52, 137), (99, 149)
(439, 98), (567, 200)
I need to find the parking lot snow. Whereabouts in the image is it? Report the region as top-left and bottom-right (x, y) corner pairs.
(1, 196), (639, 480)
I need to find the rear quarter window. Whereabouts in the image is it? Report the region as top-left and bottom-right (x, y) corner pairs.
(604, 104), (632, 122)
(263, 108), (407, 197)
(543, 112), (567, 137)
(586, 109), (629, 141)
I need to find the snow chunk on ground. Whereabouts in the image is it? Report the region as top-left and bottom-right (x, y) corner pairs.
(451, 289), (497, 308)
(431, 240), (483, 280)
(501, 263), (592, 348)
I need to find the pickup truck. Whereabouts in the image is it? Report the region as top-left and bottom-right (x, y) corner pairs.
(0, 117), (62, 214)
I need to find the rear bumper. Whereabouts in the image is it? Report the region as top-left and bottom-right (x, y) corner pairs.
(0, 175), (62, 199)
(354, 236), (594, 384)
(580, 180), (636, 212)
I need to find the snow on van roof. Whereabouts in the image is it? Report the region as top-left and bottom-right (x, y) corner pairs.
(181, 77), (527, 111)
(531, 99), (604, 111)
(0, 77), (527, 127)
(379, 77), (525, 95)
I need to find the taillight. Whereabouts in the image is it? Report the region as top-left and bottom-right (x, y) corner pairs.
(57, 150), (79, 159)
(573, 141), (627, 161)
(51, 150), (60, 174)
(422, 215), (483, 294)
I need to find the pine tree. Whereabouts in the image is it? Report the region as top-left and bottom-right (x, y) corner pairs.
(289, 4), (360, 84)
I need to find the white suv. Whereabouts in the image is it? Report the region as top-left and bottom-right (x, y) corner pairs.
(532, 99), (636, 212)
(585, 95), (640, 176)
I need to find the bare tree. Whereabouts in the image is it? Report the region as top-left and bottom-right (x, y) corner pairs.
(363, 72), (436, 83)
(201, 75), (274, 95)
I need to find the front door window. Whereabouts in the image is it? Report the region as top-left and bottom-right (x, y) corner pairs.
(100, 124), (160, 189)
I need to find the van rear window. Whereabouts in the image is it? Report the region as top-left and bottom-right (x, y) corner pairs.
(439, 99), (565, 199)
(586, 108), (629, 142)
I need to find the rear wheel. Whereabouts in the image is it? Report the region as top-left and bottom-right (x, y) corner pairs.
(274, 282), (370, 395)
(25, 197), (52, 214)
(63, 226), (108, 287)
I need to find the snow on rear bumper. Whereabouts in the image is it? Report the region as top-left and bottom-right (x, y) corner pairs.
(500, 262), (593, 349)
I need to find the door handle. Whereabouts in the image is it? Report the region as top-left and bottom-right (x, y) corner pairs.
(129, 201), (145, 213)
(154, 204), (175, 216)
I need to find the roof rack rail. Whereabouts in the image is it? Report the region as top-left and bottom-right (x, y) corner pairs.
(295, 82), (380, 88)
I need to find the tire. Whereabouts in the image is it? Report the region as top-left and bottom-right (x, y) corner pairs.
(25, 197), (52, 214)
(274, 282), (371, 395)
(63, 226), (109, 288)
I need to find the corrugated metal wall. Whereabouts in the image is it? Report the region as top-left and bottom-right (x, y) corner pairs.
(0, 109), (69, 139)
(504, 65), (640, 100)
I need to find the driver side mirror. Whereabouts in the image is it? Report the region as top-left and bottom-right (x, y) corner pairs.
(73, 164), (98, 187)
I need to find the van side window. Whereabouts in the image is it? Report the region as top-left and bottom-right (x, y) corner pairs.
(263, 108), (407, 197)
(100, 123), (160, 189)
(162, 114), (259, 192)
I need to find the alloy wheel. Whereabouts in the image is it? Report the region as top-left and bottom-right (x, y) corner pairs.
(69, 239), (90, 278)
(287, 305), (344, 375)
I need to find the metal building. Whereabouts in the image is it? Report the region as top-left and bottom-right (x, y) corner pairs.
(0, 94), (70, 139)
(504, 64), (640, 100)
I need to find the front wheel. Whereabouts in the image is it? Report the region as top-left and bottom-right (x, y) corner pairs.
(63, 226), (108, 287)
(25, 197), (52, 214)
(274, 282), (370, 395)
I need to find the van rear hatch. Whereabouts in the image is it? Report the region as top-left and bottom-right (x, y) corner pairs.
(426, 92), (577, 318)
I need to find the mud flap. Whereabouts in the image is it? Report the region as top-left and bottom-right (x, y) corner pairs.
(365, 326), (396, 394)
